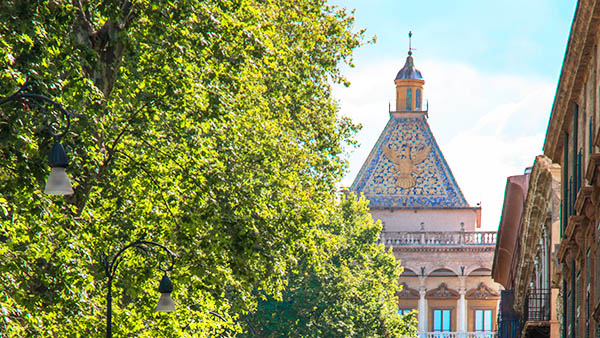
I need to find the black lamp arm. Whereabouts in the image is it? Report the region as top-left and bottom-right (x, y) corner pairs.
(0, 81), (84, 139)
(104, 239), (177, 281)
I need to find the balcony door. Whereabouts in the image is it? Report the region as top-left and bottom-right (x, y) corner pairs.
(474, 309), (493, 331)
(433, 309), (451, 332)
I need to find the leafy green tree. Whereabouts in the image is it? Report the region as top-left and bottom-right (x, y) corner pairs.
(0, 0), (364, 336)
(239, 194), (418, 338)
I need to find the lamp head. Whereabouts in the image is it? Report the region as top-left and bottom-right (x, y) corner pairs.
(44, 142), (74, 195)
(156, 274), (175, 312)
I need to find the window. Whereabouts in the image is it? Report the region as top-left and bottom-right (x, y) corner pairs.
(577, 149), (582, 192)
(587, 249), (591, 338)
(562, 132), (569, 237)
(475, 309), (493, 331)
(573, 104), (579, 199)
(406, 88), (412, 111)
(433, 309), (451, 332)
(589, 119), (593, 155)
(571, 259), (576, 338)
(416, 89), (422, 109)
(563, 280), (568, 337)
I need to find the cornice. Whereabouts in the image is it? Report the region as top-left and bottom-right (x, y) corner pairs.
(585, 153), (600, 185)
(565, 215), (586, 240)
(574, 186), (594, 219)
(557, 238), (574, 262)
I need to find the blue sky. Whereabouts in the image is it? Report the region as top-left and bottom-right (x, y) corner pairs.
(332, 0), (577, 229)
(337, 0), (574, 78)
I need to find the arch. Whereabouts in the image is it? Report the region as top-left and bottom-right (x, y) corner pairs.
(468, 267), (492, 277)
(428, 267), (458, 277)
(416, 88), (422, 109)
(466, 266), (492, 276)
(406, 88), (412, 110)
(401, 268), (418, 277)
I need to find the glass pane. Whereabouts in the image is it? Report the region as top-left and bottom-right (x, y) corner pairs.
(434, 310), (442, 331)
(442, 310), (451, 331)
(475, 310), (483, 331)
(484, 310), (492, 331)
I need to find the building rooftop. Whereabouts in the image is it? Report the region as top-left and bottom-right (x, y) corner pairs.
(395, 54), (423, 80)
(351, 114), (468, 209)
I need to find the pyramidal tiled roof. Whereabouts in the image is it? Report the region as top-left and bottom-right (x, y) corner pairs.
(351, 114), (468, 209)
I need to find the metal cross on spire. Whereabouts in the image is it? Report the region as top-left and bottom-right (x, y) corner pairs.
(408, 31), (416, 56)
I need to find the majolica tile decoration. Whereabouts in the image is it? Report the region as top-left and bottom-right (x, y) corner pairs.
(351, 115), (468, 209)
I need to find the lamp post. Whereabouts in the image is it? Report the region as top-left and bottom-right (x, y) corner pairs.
(0, 80), (82, 195)
(3, 82), (178, 336)
(103, 238), (177, 338)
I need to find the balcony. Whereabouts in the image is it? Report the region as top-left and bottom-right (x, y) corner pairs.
(418, 332), (497, 338)
(519, 288), (551, 337)
(497, 320), (519, 338)
(381, 231), (497, 246)
(523, 288), (551, 322)
(497, 290), (520, 338)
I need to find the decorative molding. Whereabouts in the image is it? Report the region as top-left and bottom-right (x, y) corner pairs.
(585, 153), (600, 186)
(426, 283), (459, 300)
(574, 186), (594, 219)
(465, 282), (499, 300)
(593, 301), (600, 322)
(557, 238), (573, 262)
(565, 215), (586, 241)
(397, 282), (420, 299)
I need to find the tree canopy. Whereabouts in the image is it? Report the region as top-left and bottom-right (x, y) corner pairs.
(0, 0), (414, 337)
(239, 194), (418, 338)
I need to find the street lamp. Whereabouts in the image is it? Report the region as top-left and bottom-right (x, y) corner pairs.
(103, 238), (177, 338)
(0, 80), (82, 195)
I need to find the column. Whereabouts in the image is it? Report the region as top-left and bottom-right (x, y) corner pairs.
(419, 287), (427, 334)
(458, 288), (466, 336)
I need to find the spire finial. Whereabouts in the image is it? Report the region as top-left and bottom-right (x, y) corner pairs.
(408, 31), (413, 56)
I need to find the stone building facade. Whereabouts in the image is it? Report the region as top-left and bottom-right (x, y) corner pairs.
(493, 156), (562, 338)
(542, 1), (600, 338)
(351, 47), (501, 337)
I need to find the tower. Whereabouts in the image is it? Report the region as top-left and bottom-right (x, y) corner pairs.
(350, 32), (500, 336)
(394, 32), (425, 112)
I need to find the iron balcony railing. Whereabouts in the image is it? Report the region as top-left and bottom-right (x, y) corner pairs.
(497, 319), (519, 338)
(381, 231), (497, 246)
(523, 288), (551, 322)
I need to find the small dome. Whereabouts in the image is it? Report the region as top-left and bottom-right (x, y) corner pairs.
(395, 54), (423, 80)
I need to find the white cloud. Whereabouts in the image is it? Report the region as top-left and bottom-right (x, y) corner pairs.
(334, 58), (555, 230)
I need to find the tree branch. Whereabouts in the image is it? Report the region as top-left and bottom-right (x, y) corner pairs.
(102, 99), (154, 168)
(120, 0), (138, 28)
(116, 150), (181, 231)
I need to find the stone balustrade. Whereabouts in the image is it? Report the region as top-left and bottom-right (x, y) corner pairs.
(381, 231), (497, 246)
(418, 333), (497, 338)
